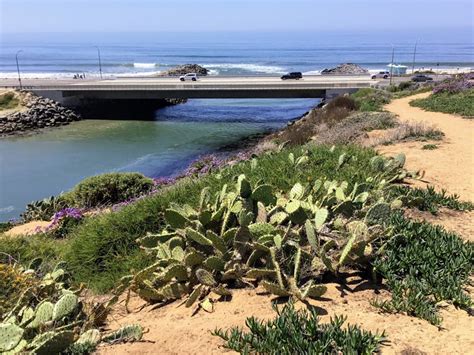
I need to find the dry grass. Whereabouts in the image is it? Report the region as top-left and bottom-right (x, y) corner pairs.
(311, 111), (398, 145)
(365, 121), (444, 146)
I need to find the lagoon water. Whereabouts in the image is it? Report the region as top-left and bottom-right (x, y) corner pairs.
(1, 30), (473, 221)
(0, 99), (318, 221)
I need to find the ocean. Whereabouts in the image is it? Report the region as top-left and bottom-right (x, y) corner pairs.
(0, 30), (472, 221)
(0, 30), (472, 78)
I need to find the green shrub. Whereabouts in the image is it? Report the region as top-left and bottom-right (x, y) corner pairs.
(421, 144), (438, 150)
(325, 95), (358, 111)
(213, 302), (386, 354)
(351, 88), (392, 112)
(373, 213), (473, 325)
(0, 222), (13, 233)
(67, 172), (154, 208)
(410, 89), (474, 117)
(313, 112), (398, 145)
(0, 92), (19, 110)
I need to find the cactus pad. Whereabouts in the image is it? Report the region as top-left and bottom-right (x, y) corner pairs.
(27, 301), (54, 329)
(0, 323), (24, 352)
(196, 268), (217, 286)
(261, 281), (291, 297)
(32, 330), (75, 355)
(248, 223), (276, 239)
(102, 324), (143, 344)
(164, 209), (188, 228)
(365, 202), (391, 225)
(76, 329), (101, 346)
(185, 228), (213, 246)
(52, 293), (78, 321)
(251, 184), (274, 205)
(237, 175), (252, 198)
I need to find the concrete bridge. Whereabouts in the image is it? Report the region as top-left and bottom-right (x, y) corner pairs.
(1, 75), (374, 104)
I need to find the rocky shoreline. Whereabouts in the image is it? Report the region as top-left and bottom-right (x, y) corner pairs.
(0, 91), (81, 137)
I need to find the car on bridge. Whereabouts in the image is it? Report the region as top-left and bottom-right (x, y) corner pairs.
(371, 71), (391, 79)
(411, 74), (433, 82)
(281, 72), (303, 80)
(179, 73), (198, 81)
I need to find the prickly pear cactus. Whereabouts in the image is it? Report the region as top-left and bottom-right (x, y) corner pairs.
(32, 330), (75, 355)
(0, 323), (24, 352)
(124, 152), (407, 311)
(52, 293), (78, 321)
(102, 324), (143, 344)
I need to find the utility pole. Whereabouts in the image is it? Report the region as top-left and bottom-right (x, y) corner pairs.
(389, 45), (395, 86)
(412, 41), (418, 74)
(94, 46), (103, 79)
(15, 50), (23, 90)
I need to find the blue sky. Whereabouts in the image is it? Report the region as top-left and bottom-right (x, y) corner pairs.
(1, 0), (472, 33)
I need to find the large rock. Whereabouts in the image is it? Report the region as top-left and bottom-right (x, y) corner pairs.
(321, 63), (368, 75)
(0, 91), (81, 137)
(158, 64), (208, 77)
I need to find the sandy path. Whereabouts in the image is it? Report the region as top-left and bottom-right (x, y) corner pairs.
(4, 220), (50, 237)
(98, 281), (473, 355)
(380, 92), (474, 202)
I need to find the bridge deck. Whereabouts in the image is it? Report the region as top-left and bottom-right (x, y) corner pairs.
(0, 75), (375, 99)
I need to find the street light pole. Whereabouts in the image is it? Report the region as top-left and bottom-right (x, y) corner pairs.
(411, 41), (418, 75)
(389, 45), (395, 86)
(94, 46), (103, 79)
(15, 50), (23, 90)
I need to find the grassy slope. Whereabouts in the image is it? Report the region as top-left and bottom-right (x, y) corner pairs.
(64, 145), (378, 291)
(410, 89), (474, 117)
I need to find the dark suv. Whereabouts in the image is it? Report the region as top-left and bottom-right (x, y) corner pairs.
(411, 74), (433, 82)
(281, 72), (303, 80)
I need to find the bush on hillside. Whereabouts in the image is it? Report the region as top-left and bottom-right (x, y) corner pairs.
(325, 95), (358, 111)
(0, 92), (19, 110)
(312, 111), (398, 145)
(351, 88), (392, 112)
(67, 172), (154, 208)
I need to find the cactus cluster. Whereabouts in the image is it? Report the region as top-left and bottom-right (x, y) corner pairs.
(120, 166), (398, 312)
(0, 258), (141, 354)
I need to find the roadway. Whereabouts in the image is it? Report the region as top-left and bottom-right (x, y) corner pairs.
(0, 75), (377, 100)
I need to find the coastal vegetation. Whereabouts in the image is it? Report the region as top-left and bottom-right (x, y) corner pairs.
(213, 302), (385, 354)
(1, 78), (473, 353)
(411, 89), (474, 117)
(0, 91), (19, 110)
(410, 74), (474, 117)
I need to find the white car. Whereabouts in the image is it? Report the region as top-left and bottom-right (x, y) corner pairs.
(179, 73), (198, 81)
(371, 71), (391, 79)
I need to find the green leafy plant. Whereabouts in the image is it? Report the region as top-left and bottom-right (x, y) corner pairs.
(421, 144), (438, 150)
(391, 185), (474, 214)
(212, 302), (386, 354)
(373, 213), (473, 325)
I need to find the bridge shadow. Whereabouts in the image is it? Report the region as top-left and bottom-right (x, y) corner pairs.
(76, 98), (186, 120)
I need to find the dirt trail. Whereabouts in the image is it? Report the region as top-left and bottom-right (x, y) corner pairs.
(381, 92), (474, 202)
(98, 281), (473, 355)
(4, 220), (50, 237)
